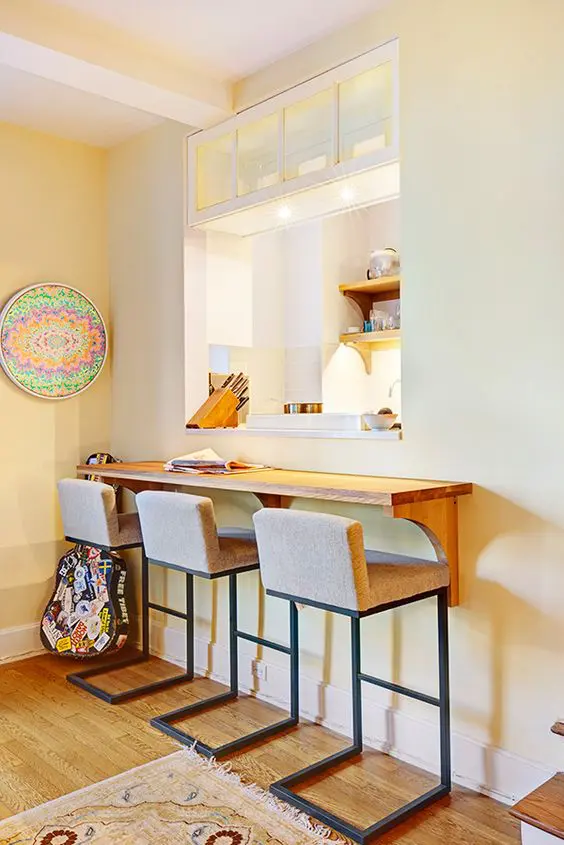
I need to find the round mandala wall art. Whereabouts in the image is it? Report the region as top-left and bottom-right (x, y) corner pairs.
(0, 283), (107, 399)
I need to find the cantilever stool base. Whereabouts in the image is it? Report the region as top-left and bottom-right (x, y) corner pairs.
(136, 489), (301, 759)
(150, 570), (300, 759)
(56, 478), (193, 705)
(66, 541), (194, 705)
(267, 587), (450, 844)
(252, 507), (452, 845)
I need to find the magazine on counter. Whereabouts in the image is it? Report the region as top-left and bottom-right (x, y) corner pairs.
(164, 448), (267, 475)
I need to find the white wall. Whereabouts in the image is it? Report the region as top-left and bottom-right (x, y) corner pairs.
(228, 0), (564, 780)
(0, 122), (110, 652)
(108, 120), (189, 457)
(109, 0), (564, 803)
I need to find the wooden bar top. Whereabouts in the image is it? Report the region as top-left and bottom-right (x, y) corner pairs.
(76, 461), (472, 606)
(77, 461), (472, 507)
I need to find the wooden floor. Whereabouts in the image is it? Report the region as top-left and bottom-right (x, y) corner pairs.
(0, 652), (520, 843)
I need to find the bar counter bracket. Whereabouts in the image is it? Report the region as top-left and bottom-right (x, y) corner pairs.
(384, 497), (460, 607)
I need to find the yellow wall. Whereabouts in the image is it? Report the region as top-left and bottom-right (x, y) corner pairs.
(0, 122), (110, 638)
(108, 0), (564, 788)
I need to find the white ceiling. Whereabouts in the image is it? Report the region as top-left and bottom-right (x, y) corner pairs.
(0, 65), (163, 147)
(0, 0), (389, 147)
(47, 0), (387, 80)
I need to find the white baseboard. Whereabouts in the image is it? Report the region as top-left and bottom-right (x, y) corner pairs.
(0, 623), (43, 664)
(148, 621), (555, 807)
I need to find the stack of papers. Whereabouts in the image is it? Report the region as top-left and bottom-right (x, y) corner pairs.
(164, 449), (266, 475)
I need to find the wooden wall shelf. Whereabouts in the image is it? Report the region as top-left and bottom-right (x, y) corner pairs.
(339, 276), (401, 321)
(340, 329), (401, 373)
(340, 329), (400, 344)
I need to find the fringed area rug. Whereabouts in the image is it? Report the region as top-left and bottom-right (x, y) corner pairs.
(0, 749), (340, 845)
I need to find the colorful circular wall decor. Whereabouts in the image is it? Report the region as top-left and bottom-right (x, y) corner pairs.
(0, 283), (107, 399)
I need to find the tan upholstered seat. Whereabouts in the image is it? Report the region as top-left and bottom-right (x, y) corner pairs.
(253, 509), (449, 613)
(57, 478), (142, 549)
(365, 550), (449, 608)
(217, 532), (261, 571)
(136, 491), (258, 576)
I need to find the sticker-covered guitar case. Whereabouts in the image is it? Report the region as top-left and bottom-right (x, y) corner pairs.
(41, 545), (129, 658)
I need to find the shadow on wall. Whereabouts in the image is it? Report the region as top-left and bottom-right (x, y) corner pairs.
(457, 486), (564, 766)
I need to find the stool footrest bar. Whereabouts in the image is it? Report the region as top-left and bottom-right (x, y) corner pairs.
(235, 630), (292, 654)
(358, 673), (440, 707)
(147, 601), (189, 620)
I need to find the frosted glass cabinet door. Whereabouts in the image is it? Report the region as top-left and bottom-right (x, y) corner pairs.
(284, 88), (334, 181)
(237, 114), (280, 196)
(339, 62), (393, 161)
(197, 133), (234, 210)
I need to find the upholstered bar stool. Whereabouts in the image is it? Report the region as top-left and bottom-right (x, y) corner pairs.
(136, 490), (299, 759)
(253, 509), (451, 844)
(57, 478), (192, 703)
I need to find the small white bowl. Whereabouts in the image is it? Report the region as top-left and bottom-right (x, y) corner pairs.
(362, 413), (398, 431)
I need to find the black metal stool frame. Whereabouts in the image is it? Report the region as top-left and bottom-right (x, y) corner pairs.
(66, 537), (194, 704)
(150, 568), (300, 759)
(266, 585), (450, 844)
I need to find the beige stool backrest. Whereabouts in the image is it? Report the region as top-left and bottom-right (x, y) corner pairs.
(253, 509), (371, 611)
(57, 478), (120, 548)
(136, 490), (223, 575)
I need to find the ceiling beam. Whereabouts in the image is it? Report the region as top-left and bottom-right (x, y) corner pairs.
(0, 0), (233, 129)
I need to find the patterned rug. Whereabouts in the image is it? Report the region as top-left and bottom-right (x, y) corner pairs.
(0, 750), (338, 845)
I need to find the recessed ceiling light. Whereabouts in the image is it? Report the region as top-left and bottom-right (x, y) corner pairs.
(341, 186), (355, 202)
(278, 205), (292, 221)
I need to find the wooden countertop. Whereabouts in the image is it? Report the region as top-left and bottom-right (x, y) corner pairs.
(77, 461), (472, 508)
(76, 461), (472, 606)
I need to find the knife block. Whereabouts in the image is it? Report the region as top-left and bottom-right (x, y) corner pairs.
(186, 388), (239, 429)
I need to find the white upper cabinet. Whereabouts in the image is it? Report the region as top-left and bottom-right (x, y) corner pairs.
(339, 62), (394, 162)
(237, 113), (280, 196)
(187, 40), (399, 236)
(196, 132), (234, 210)
(284, 88), (334, 181)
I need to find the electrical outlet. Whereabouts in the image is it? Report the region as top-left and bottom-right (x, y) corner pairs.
(251, 659), (267, 681)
